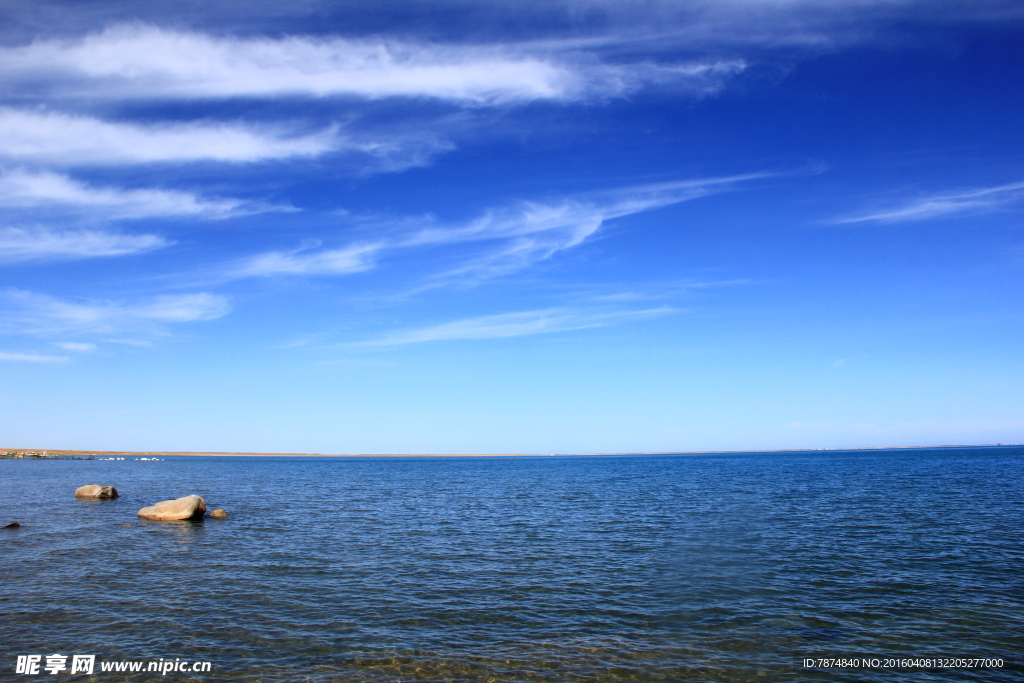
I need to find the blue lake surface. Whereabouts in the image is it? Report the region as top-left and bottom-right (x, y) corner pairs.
(1, 447), (1022, 682)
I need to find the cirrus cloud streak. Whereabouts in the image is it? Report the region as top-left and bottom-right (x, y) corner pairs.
(1, 24), (746, 105)
(351, 305), (677, 347)
(834, 181), (1024, 224)
(0, 168), (273, 218)
(0, 108), (339, 165)
(0, 350), (68, 362)
(0, 227), (168, 263)
(0, 288), (231, 336)
(231, 172), (770, 282)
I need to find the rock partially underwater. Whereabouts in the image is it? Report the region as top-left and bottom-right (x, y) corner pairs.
(137, 495), (206, 521)
(75, 485), (119, 499)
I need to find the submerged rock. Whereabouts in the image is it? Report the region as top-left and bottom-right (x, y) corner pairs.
(75, 485), (119, 499)
(209, 509), (228, 519)
(3, 521), (20, 528)
(137, 495), (206, 521)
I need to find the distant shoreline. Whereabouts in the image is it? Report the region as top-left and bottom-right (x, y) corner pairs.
(1, 443), (1018, 458)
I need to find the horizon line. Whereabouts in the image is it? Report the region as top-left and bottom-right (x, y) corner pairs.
(2, 443), (1019, 458)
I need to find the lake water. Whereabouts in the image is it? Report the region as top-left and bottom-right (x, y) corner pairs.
(1, 447), (1021, 682)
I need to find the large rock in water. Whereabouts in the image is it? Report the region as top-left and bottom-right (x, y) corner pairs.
(137, 495), (206, 521)
(75, 485), (119, 499)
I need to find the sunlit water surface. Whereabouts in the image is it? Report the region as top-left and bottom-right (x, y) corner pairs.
(1, 448), (1022, 682)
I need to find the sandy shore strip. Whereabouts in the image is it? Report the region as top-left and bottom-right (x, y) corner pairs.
(1, 444), (1007, 458)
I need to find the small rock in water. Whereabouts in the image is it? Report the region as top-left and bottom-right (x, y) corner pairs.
(75, 485), (119, 499)
(209, 509), (228, 519)
(137, 495), (206, 521)
(3, 521), (20, 528)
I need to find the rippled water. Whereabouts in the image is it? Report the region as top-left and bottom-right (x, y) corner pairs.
(1, 448), (1022, 682)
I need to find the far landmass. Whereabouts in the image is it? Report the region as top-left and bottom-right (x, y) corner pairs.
(2, 443), (1018, 459)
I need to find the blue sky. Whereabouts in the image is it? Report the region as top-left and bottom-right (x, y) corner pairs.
(0, 0), (1022, 453)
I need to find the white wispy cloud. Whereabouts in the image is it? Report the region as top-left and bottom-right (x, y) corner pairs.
(230, 242), (381, 278)
(0, 350), (68, 363)
(0, 168), (273, 218)
(54, 341), (97, 353)
(0, 288), (230, 336)
(233, 172), (768, 281)
(430, 174), (766, 278)
(834, 181), (1024, 224)
(0, 227), (168, 262)
(0, 108), (339, 165)
(506, 0), (1024, 51)
(406, 199), (611, 279)
(0, 24), (745, 104)
(5, 0), (1019, 62)
(353, 305), (676, 346)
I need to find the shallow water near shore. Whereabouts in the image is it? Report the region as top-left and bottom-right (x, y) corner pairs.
(1, 447), (1022, 682)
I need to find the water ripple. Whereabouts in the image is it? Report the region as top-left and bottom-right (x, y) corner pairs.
(1, 448), (1022, 681)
